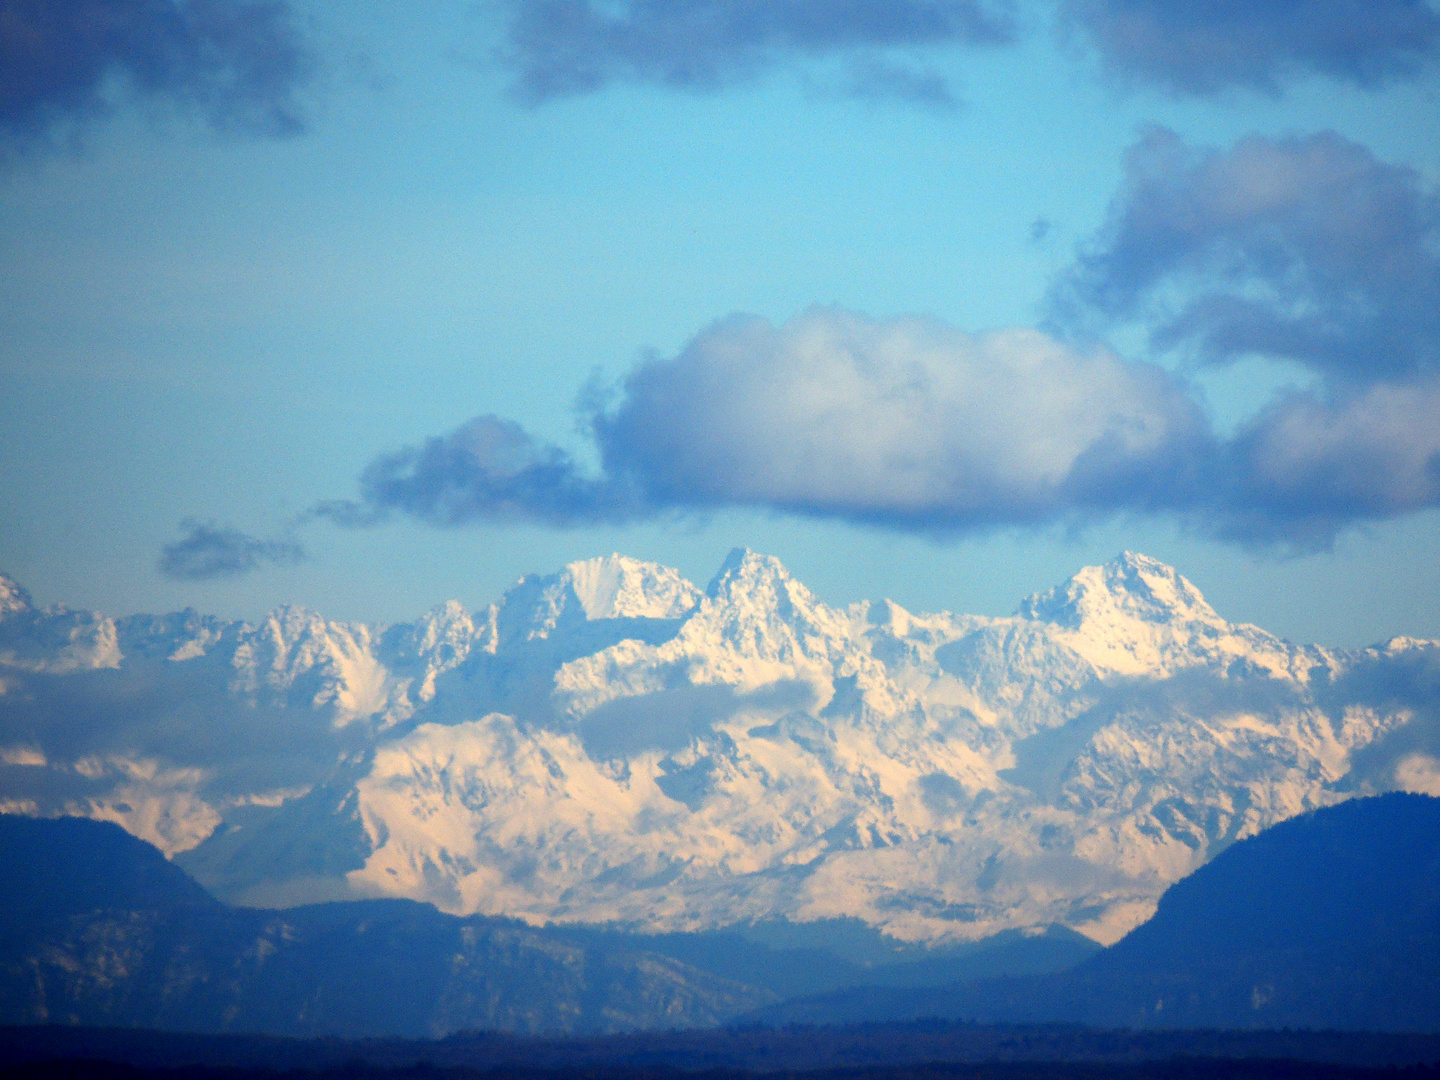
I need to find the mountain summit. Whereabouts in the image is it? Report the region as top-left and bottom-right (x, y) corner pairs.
(1019, 552), (1220, 631)
(1016, 551), (1297, 678)
(1, 552), (1435, 945)
(500, 554), (700, 646)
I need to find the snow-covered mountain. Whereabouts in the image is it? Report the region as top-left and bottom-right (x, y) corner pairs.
(2, 551), (1437, 945)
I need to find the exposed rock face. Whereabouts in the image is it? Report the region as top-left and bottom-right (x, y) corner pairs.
(2, 551), (1437, 945)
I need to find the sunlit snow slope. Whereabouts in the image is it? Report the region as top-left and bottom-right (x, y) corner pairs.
(2, 551), (1437, 944)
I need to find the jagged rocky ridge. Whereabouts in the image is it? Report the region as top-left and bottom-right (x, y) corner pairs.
(2, 552), (1438, 944)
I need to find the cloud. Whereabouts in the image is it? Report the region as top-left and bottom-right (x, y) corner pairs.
(222, 128), (1440, 560)
(1041, 128), (1440, 545)
(311, 415), (645, 529)
(158, 520), (303, 580)
(844, 60), (958, 109)
(1395, 753), (1440, 797)
(578, 679), (815, 759)
(1217, 378), (1440, 546)
(1050, 127), (1440, 387)
(0, 0), (316, 147)
(1059, 0), (1440, 94)
(322, 308), (1212, 535)
(320, 300), (1439, 551)
(591, 310), (1210, 528)
(500, 0), (1013, 103)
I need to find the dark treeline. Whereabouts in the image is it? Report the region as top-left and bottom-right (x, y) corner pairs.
(4, 1052), (1440, 1080)
(4, 1025), (1440, 1076)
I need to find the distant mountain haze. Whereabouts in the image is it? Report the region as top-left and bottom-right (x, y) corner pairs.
(2, 552), (1438, 947)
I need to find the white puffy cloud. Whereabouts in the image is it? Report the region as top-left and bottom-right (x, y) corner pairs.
(594, 308), (1209, 528)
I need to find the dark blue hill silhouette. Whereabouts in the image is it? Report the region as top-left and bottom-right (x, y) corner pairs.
(0, 816), (767, 1036)
(752, 793), (1440, 1032)
(0, 815), (1088, 1037)
(1097, 790), (1440, 975)
(0, 816), (218, 930)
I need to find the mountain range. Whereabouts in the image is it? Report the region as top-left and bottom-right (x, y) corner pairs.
(3, 550), (1438, 946)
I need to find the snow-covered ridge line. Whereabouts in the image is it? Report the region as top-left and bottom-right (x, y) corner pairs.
(1, 550), (1437, 946)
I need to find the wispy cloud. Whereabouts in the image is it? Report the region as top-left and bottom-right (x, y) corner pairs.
(844, 59), (958, 109)
(0, 0), (316, 150)
(1059, 0), (1440, 94)
(500, 0), (1012, 104)
(158, 520), (303, 580)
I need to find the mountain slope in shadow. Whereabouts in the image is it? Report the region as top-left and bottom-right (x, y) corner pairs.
(752, 793), (1440, 1032)
(0, 816), (766, 1036)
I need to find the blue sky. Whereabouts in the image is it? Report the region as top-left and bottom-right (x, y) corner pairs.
(2, 0), (1439, 646)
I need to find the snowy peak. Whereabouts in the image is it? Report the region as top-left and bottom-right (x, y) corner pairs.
(699, 549), (825, 645)
(564, 555), (700, 620)
(0, 575), (120, 674)
(497, 555), (699, 645)
(1015, 553), (1295, 679)
(246, 604), (338, 660)
(1019, 552), (1220, 631)
(704, 549), (808, 607)
(383, 599), (488, 665)
(865, 598), (915, 637)
(115, 609), (230, 662)
(228, 605), (398, 726)
(1, 553), (1434, 949)
(678, 548), (862, 676)
(410, 599), (483, 651)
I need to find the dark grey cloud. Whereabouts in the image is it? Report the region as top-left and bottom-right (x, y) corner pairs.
(500, 0), (1013, 103)
(0, 0), (315, 147)
(158, 520), (303, 580)
(1050, 128), (1440, 386)
(1059, 0), (1440, 94)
